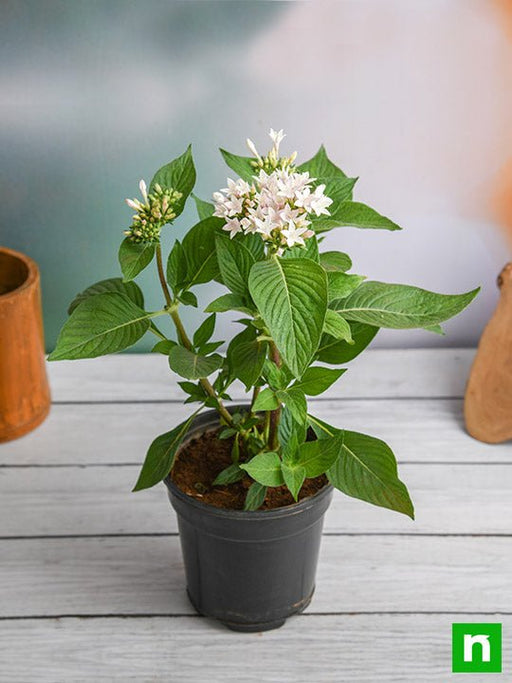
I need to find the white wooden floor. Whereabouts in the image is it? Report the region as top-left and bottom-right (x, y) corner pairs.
(1, 349), (511, 682)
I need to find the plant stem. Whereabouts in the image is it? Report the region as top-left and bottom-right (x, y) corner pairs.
(155, 244), (172, 308)
(268, 342), (282, 451)
(154, 268), (235, 427)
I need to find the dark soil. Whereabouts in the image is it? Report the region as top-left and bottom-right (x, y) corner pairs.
(170, 428), (328, 510)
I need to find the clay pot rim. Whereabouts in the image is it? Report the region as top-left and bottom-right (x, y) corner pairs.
(0, 246), (39, 300)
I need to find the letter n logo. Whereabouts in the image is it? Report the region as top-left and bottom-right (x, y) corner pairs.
(452, 623), (502, 673)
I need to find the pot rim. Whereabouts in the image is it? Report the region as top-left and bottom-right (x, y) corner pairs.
(0, 247), (39, 301)
(164, 404), (333, 520)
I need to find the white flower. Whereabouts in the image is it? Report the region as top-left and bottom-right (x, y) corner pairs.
(310, 184), (333, 216)
(223, 217), (243, 238)
(212, 131), (333, 252)
(269, 128), (285, 155)
(246, 138), (261, 161)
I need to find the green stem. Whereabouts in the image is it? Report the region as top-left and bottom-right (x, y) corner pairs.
(155, 244), (172, 308)
(250, 385), (260, 414)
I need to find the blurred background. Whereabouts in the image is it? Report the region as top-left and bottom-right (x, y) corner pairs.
(1, 0), (511, 351)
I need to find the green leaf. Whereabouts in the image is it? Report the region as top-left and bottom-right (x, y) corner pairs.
(328, 430), (414, 519)
(193, 314), (216, 348)
(335, 281), (480, 329)
(132, 414), (196, 491)
(313, 201), (402, 234)
(293, 366), (346, 396)
(220, 148), (257, 182)
(67, 278), (144, 315)
(298, 145), (348, 180)
(192, 193), (214, 220)
(277, 387), (307, 425)
(181, 217), (224, 288)
(227, 326), (267, 390)
(244, 482), (267, 511)
(178, 291), (198, 308)
(166, 240), (187, 294)
(212, 463), (244, 486)
(48, 292), (151, 361)
(282, 462), (306, 501)
(324, 310), (353, 342)
(317, 322), (378, 364)
(263, 359), (293, 391)
(118, 239), (155, 282)
(296, 432), (344, 478)
(248, 257), (328, 378)
(151, 339), (177, 354)
(283, 235), (320, 262)
(328, 272), (365, 301)
(240, 452), (284, 487)
(205, 293), (252, 314)
(149, 145), (196, 219)
(252, 387), (280, 411)
(424, 323), (445, 335)
(242, 233), (266, 260)
(320, 251), (352, 272)
(278, 405), (307, 451)
(308, 414), (339, 440)
(215, 235), (255, 297)
(168, 346), (223, 380)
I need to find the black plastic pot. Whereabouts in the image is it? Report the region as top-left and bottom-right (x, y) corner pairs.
(164, 407), (333, 632)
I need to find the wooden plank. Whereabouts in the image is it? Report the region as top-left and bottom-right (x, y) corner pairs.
(2, 399), (508, 466)
(1, 614), (510, 682)
(1, 463), (511, 537)
(47, 348), (475, 402)
(1, 535), (510, 616)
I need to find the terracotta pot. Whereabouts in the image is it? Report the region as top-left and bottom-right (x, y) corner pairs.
(0, 246), (51, 442)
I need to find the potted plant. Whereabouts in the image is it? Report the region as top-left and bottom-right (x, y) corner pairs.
(49, 129), (478, 631)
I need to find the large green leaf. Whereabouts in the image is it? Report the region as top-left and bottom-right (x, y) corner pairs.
(296, 433), (344, 478)
(68, 278), (143, 315)
(168, 345), (223, 380)
(220, 148), (257, 182)
(335, 281), (480, 329)
(328, 430), (414, 519)
(240, 452), (284, 487)
(48, 292), (152, 361)
(149, 145), (196, 219)
(227, 326), (267, 390)
(292, 366), (346, 396)
(132, 414), (197, 491)
(313, 201), (402, 233)
(317, 322), (378, 364)
(181, 217), (224, 288)
(248, 257), (328, 378)
(216, 235), (255, 297)
(118, 239), (155, 282)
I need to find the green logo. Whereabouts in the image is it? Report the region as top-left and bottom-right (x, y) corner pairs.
(452, 623), (502, 673)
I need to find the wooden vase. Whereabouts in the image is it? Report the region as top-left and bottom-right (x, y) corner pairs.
(464, 262), (512, 443)
(0, 246), (51, 442)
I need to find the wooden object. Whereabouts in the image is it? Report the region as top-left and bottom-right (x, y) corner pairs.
(465, 263), (512, 443)
(0, 246), (50, 441)
(0, 350), (511, 681)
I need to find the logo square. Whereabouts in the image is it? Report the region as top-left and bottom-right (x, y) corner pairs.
(452, 623), (502, 673)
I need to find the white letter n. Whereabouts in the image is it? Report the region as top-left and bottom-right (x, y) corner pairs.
(464, 634), (491, 662)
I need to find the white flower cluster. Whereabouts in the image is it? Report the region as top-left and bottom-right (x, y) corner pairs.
(213, 130), (333, 251)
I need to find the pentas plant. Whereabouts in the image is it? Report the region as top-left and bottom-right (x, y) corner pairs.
(49, 129), (478, 515)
